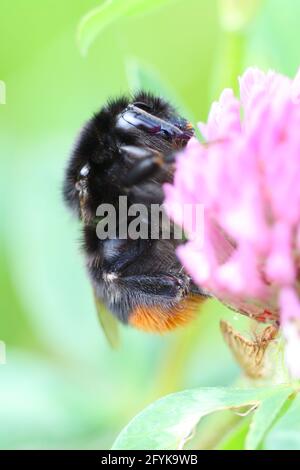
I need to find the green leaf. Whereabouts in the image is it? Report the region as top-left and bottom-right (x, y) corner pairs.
(78, 0), (174, 55)
(246, 387), (292, 450)
(217, 417), (251, 450)
(112, 386), (292, 450)
(264, 393), (300, 450)
(125, 57), (195, 123)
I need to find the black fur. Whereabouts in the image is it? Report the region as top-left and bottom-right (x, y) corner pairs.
(63, 91), (205, 327)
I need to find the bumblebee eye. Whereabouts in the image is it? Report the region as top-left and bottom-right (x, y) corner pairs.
(116, 105), (194, 144)
(117, 105), (161, 134)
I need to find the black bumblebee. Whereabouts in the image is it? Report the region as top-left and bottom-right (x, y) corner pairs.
(63, 92), (208, 344)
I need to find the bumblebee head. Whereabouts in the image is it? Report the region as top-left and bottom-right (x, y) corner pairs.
(63, 91), (193, 221)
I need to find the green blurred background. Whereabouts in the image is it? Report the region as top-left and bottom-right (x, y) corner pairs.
(0, 0), (299, 450)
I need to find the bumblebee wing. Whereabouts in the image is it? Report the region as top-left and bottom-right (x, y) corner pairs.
(93, 290), (120, 348)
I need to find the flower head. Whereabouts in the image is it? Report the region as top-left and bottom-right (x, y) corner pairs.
(164, 67), (300, 377)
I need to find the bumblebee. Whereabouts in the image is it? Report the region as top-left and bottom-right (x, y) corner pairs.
(63, 92), (208, 343)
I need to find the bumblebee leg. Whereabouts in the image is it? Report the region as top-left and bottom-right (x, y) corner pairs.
(124, 156), (162, 186)
(120, 145), (174, 187)
(106, 273), (207, 332)
(118, 274), (209, 300)
(119, 273), (190, 297)
(123, 273), (204, 332)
